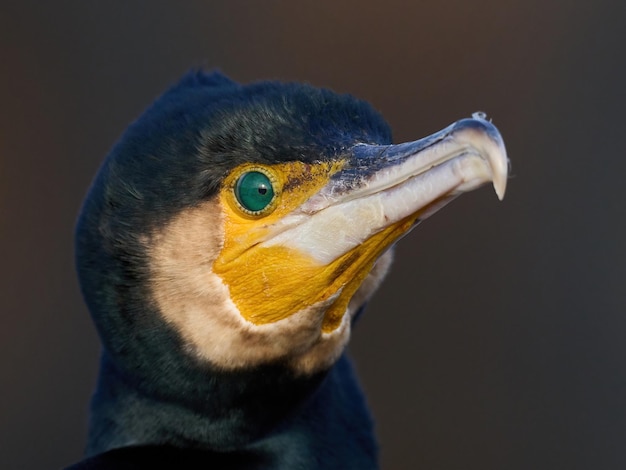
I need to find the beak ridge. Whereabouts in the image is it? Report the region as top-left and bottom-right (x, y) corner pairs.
(341, 113), (509, 202)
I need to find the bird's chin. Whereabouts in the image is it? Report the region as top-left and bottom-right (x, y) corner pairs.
(287, 249), (395, 374)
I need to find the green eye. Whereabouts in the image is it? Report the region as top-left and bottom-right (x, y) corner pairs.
(234, 171), (276, 214)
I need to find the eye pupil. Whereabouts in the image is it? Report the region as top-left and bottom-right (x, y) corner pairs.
(235, 171), (275, 213)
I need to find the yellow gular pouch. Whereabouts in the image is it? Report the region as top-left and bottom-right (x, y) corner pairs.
(213, 160), (421, 333)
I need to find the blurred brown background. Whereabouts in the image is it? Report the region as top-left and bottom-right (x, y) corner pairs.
(1, 1), (625, 469)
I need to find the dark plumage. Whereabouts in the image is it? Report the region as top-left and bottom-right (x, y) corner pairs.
(73, 72), (388, 468)
(70, 70), (507, 469)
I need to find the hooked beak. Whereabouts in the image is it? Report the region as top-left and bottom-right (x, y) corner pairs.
(263, 114), (509, 265)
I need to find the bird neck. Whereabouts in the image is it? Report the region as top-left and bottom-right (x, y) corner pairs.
(86, 352), (328, 456)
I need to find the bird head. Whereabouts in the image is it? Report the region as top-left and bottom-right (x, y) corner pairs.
(76, 71), (507, 385)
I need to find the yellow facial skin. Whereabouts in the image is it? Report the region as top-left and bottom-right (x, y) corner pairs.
(213, 161), (419, 333)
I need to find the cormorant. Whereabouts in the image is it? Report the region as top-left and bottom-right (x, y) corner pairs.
(68, 71), (508, 469)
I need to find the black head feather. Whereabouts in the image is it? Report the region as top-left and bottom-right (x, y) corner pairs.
(75, 71), (388, 456)
(97, 71), (391, 221)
